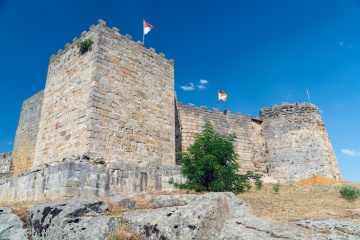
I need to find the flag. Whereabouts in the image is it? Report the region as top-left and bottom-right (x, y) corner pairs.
(218, 90), (227, 102)
(144, 20), (153, 35)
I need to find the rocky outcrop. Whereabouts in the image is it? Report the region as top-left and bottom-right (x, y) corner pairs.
(0, 207), (27, 240)
(2, 192), (360, 239)
(27, 199), (121, 240)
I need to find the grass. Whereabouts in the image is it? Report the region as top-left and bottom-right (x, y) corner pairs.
(107, 223), (143, 240)
(240, 182), (360, 223)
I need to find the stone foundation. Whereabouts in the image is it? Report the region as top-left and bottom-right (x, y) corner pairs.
(0, 157), (184, 202)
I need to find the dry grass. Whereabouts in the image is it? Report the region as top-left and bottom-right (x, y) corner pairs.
(240, 177), (360, 223)
(133, 194), (152, 210)
(107, 224), (144, 240)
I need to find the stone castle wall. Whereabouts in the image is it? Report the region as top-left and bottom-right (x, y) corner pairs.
(32, 20), (175, 170)
(12, 90), (44, 176)
(0, 152), (12, 178)
(6, 20), (341, 185)
(33, 27), (98, 167)
(0, 158), (184, 202)
(88, 21), (175, 164)
(260, 103), (342, 181)
(176, 102), (268, 174)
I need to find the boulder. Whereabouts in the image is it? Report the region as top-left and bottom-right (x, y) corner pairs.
(124, 192), (230, 240)
(0, 207), (27, 240)
(27, 199), (121, 240)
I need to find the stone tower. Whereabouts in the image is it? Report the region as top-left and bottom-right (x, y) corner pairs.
(12, 20), (175, 176)
(260, 103), (342, 181)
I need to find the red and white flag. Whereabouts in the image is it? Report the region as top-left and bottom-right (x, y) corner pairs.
(144, 20), (153, 35)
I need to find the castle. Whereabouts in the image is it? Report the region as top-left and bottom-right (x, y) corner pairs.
(0, 20), (342, 202)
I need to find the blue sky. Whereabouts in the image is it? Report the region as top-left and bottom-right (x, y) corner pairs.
(0, 0), (359, 182)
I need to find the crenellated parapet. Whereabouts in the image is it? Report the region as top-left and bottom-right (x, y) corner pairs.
(176, 101), (252, 119)
(49, 19), (173, 66)
(260, 102), (319, 119)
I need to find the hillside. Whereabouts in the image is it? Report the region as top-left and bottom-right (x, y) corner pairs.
(240, 178), (360, 224)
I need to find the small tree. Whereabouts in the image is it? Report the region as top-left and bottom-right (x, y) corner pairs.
(171, 121), (252, 194)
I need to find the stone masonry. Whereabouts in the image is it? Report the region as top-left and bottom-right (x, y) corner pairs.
(260, 102), (342, 181)
(0, 157), (184, 202)
(177, 102), (342, 181)
(11, 90), (44, 176)
(28, 19), (175, 173)
(176, 102), (267, 174)
(6, 19), (342, 187)
(0, 152), (12, 178)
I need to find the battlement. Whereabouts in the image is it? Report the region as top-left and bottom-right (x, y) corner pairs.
(49, 19), (174, 65)
(176, 101), (253, 119)
(260, 102), (319, 119)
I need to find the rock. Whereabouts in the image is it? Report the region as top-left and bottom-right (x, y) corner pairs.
(125, 192), (360, 240)
(297, 219), (360, 238)
(3, 192), (360, 240)
(27, 199), (121, 240)
(0, 207), (28, 240)
(124, 192), (230, 240)
(107, 195), (137, 210)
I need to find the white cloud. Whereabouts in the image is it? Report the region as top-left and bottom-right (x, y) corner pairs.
(339, 40), (353, 49)
(180, 83), (195, 91)
(197, 79), (208, 90)
(181, 79), (209, 91)
(7, 141), (12, 145)
(341, 149), (360, 157)
(319, 109), (324, 113)
(199, 79), (208, 85)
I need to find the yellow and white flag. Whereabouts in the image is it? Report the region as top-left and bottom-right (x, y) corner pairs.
(218, 90), (227, 102)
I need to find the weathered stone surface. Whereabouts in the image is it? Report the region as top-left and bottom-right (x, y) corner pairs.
(11, 90), (44, 177)
(0, 152), (12, 178)
(2, 192), (360, 240)
(296, 219), (360, 238)
(107, 195), (137, 210)
(27, 199), (121, 240)
(124, 192), (230, 240)
(260, 103), (342, 182)
(0, 159), (185, 203)
(0, 207), (27, 240)
(124, 192), (360, 240)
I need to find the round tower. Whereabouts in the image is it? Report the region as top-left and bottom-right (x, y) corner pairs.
(260, 102), (342, 182)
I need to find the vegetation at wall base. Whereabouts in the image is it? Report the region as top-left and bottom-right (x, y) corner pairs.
(273, 182), (280, 193)
(340, 186), (360, 202)
(170, 121), (252, 194)
(77, 39), (94, 54)
(255, 174), (263, 190)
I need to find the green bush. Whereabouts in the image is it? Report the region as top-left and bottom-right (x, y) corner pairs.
(340, 186), (360, 202)
(170, 121), (252, 194)
(77, 39), (94, 54)
(255, 174), (263, 190)
(273, 182), (280, 193)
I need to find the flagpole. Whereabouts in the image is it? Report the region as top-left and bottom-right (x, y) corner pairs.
(143, 20), (145, 45)
(307, 89), (311, 104)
